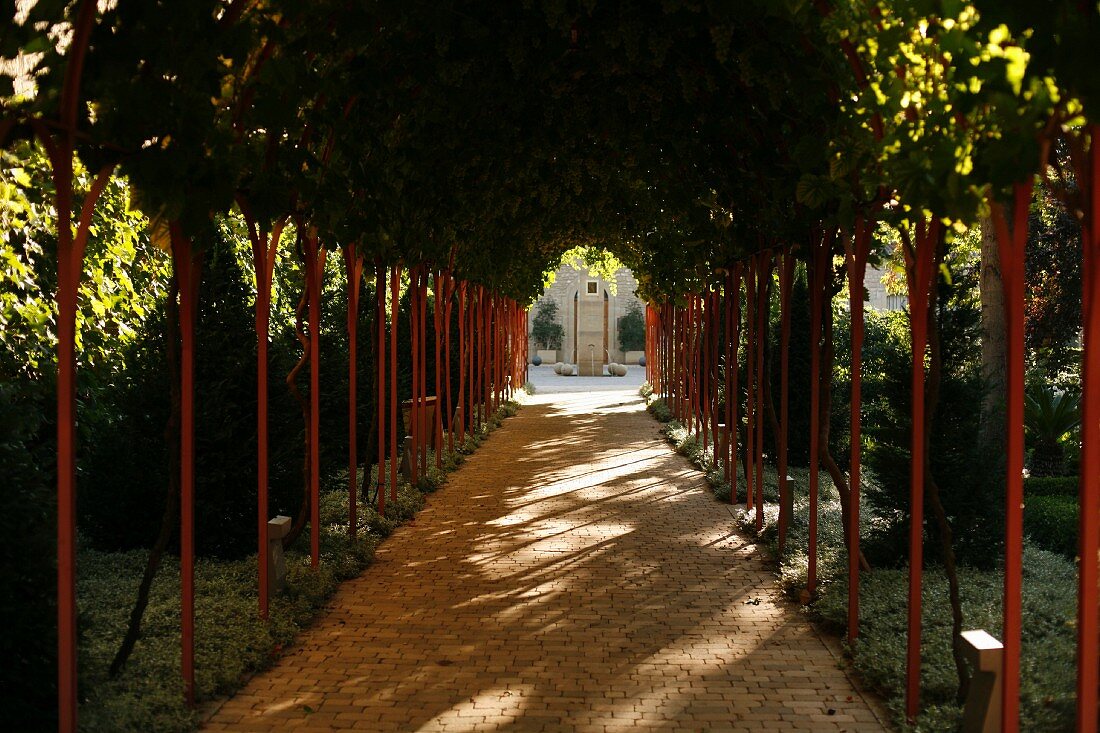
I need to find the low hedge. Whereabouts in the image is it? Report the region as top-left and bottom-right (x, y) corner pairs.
(1024, 476), (1078, 497)
(1024, 494), (1078, 558)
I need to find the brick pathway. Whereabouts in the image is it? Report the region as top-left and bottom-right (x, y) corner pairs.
(203, 390), (887, 732)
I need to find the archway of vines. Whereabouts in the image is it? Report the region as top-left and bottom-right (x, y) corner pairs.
(4, 0), (1100, 730)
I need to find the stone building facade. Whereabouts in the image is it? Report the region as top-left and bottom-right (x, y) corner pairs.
(529, 263), (646, 370)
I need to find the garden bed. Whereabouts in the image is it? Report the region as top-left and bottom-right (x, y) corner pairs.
(75, 399), (522, 732)
(646, 396), (1077, 732)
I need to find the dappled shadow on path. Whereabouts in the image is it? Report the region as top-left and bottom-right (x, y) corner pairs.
(202, 392), (885, 732)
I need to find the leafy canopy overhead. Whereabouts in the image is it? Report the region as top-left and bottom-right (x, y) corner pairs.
(1, 0), (1094, 301)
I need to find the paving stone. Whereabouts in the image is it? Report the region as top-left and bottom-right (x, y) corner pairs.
(201, 389), (888, 732)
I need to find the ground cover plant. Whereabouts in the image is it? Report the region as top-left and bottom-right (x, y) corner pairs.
(73, 400), (522, 733)
(646, 395), (1078, 732)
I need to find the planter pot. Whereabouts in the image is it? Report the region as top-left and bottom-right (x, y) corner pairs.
(624, 350), (645, 365)
(537, 349), (558, 364)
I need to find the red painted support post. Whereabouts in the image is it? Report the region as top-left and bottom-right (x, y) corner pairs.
(50, 162), (112, 731)
(169, 224), (202, 708)
(702, 290), (710, 453)
(901, 220), (941, 723)
(457, 282), (467, 444)
(237, 203), (284, 620)
(694, 295), (703, 434)
(990, 180), (1033, 731)
(37, 7), (102, 721)
(306, 237), (325, 568)
(475, 287), (482, 428)
(409, 268), (420, 486)
(345, 247), (364, 538)
(675, 304), (682, 421)
(710, 289), (720, 462)
(808, 233), (828, 598)
(376, 264), (387, 515)
(434, 272), (444, 468)
(419, 270), (429, 476)
(755, 253), (771, 532)
(468, 287), (476, 432)
(778, 251), (794, 554)
(1075, 125), (1100, 733)
(745, 257), (757, 511)
(844, 221), (872, 643)
(389, 265), (400, 505)
(730, 265), (742, 502)
(444, 271), (455, 455)
(723, 273), (733, 487)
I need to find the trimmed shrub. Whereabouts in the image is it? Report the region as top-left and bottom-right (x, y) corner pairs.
(1024, 495), (1078, 558)
(1024, 476), (1077, 497)
(647, 397), (672, 423)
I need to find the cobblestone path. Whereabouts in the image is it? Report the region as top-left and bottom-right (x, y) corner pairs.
(203, 389), (887, 732)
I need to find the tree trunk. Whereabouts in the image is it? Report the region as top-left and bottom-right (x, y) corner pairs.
(979, 215), (1007, 460)
(109, 276), (182, 677)
(924, 248), (971, 704)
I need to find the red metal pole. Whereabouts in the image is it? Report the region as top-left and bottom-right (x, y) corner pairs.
(419, 269), (429, 476)
(1076, 125), (1100, 733)
(434, 271), (444, 468)
(376, 264), (386, 515)
(746, 257), (757, 511)
(778, 251), (794, 554)
(237, 202), (284, 620)
(902, 220), (940, 722)
(991, 180), (1034, 731)
(723, 273), (733, 488)
(409, 268), (420, 486)
(457, 282), (467, 444)
(844, 222), (872, 642)
(41, 12), (105, 714)
(469, 287), (476, 432)
(307, 238), (324, 568)
(704, 294), (711, 446)
(668, 301), (677, 416)
(755, 252), (771, 532)
(710, 289), (720, 462)
(688, 297), (695, 432)
(445, 271), (455, 454)
(50, 159), (111, 732)
(389, 265), (400, 505)
(345, 247), (363, 538)
(170, 224), (201, 708)
(730, 265), (742, 502)
(808, 234), (826, 598)
(692, 295), (700, 434)
(695, 295), (703, 434)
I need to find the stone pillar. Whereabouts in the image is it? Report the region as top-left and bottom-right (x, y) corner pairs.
(267, 515), (291, 596)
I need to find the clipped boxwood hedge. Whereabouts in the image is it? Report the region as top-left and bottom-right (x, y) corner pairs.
(1024, 495), (1078, 558)
(1024, 476), (1078, 497)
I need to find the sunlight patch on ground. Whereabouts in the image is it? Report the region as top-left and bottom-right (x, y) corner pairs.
(416, 685), (534, 731)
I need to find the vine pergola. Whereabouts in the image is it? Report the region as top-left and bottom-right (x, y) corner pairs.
(3, 0), (1100, 730)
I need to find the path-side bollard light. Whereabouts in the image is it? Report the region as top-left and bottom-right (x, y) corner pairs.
(960, 629), (1003, 733)
(267, 515), (292, 597)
